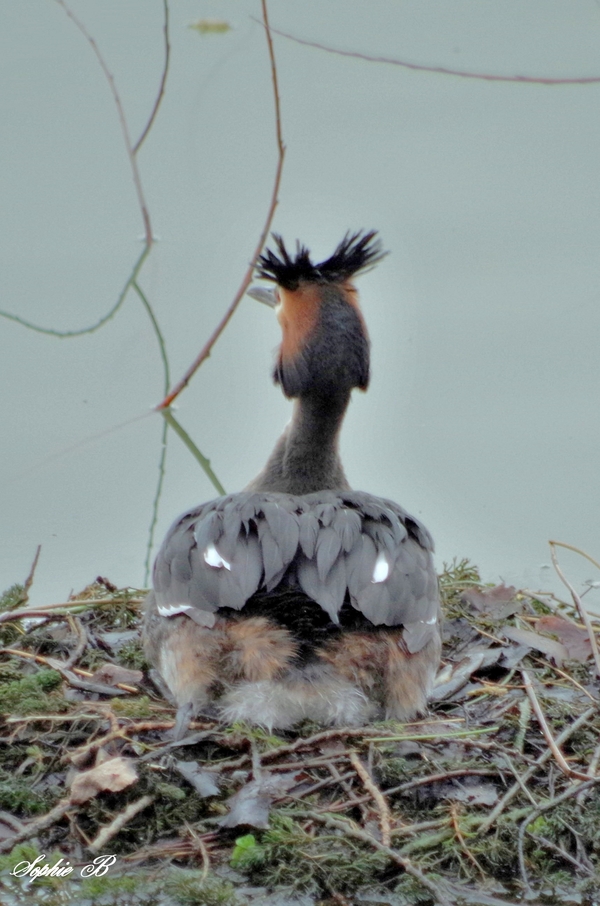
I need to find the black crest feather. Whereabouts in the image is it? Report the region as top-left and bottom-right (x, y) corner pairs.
(256, 230), (387, 290)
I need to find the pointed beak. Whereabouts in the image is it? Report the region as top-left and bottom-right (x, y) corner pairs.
(247, 285), (278, 308)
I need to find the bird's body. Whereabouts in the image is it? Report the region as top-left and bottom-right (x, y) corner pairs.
(143, 232), (441, 732)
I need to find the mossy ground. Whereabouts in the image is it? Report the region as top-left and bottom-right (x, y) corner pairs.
(0, 567), (599, 906)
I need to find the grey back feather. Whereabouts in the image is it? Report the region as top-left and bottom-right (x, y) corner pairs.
(153, 490), (439, 652)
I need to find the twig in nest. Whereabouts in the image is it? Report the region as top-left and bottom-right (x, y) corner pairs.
(88, 794), (154, 853)
(63, 615), (88, 670)
(528, 831), (593, 874)
(20, 545), (41, 605)
(518, 777), (600, 893)
(0, 648), (132, 696)
(0, 798), (72, 853)
(0, 597), (145, 625)
(578, 739), (600, 804)
(292, 808), (453, 906)
(521, 669), (589, 781)
(449, 802), (486, 879)
(549, 540), (600, 679)
(288, 769), (357, 802)
(350, 752), (392, 846)
(384, 767), (500, 798)
(477, 706), (596, 834)
(183, 822), (211, 882)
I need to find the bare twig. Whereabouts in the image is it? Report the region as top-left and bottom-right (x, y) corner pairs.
(55, 0), (153, 244)
(158, 0), (285, 409)
(477, 706), (597, 834)
(88, 794), (153, 853)
(0, 235), (151, 337)
(349, 751), (392, 845)
(0, 799), (72, 853)
(21, 545), (42, 604)
(533, 657), (598, 703)
(549, 540), (600, 573)
(262, 22), (600, 86)
(63, 615), (88, 670)
(521, 669), (589, 780)
(0, 595), (145, 625)
(449, 802), (486, 878)
(133, 0), (170, 154)
(0, 648), (137, 695)
(160, 409), (226, 495)
(518, 778), (600, 892)
(292, 808), (453, 906)
(549, 541), (600, 679)
(528, 831), (593, 874)
(384, 767), (500, 798)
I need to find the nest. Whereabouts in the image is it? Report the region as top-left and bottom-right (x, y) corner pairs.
(0, 559), (599, 906)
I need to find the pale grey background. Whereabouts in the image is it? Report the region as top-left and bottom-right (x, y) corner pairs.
(1, 1), (599, 610)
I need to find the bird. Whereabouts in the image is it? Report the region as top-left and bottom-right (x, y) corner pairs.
(143, 230), (441, 734)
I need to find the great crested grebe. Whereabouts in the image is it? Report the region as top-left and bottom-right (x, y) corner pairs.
(143, 231), (441, 734)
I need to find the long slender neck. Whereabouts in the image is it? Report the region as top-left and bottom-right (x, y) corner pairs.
(246, 390), (351, 495)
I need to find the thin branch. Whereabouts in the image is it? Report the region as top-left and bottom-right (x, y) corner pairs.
(349, 750), (392, 845)
(549, 541), (600, 678)
(0, 799), (73, 853)
(63, 615), (88, 670)
(263, 22), (600, 86)
(132, 279), (172, 582)
(20, 545), (42, 606)
(157, 0), (285, 409)
(522, 669), (589, 781)
(88, 794), (154, 853)
(144, 417), (169, 585)
(449, 802), (486, 879)
(518, 778), (600, 893)
(160, 408), (226, 496)
(0, 648), (134, 696)
(0, 243), (151, 336)
(132, 281), (171, 392)
(384, 767), (500, 798)
(476, 706), (597, 835)
(55, 0), (153, 244)
(292, 808), (453, 906)
(133, 0), (171, 154)
(549, 539), (600, 573)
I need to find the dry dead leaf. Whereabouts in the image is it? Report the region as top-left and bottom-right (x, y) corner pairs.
(502, 625), (568, 666)
(174, 760), (220, 797)
(89, 663), (143, 686)
(219, 771), (300, 829)
(462, 584), (519, 618)
(535, 615), (593, 663)
(69, 757), (138, 805)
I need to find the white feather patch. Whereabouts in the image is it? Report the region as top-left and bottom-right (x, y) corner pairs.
(204, 542), (231, 570)
(157, 602), (193, 618)
(371, 550), (390, 584)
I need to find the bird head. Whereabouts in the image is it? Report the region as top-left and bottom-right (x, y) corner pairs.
(253, 230), (386, 400)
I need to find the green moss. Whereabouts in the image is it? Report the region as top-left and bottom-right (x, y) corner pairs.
(165, 870), (242, 906)
(232, 811), (388, 895)
(110, 695), (153, 719)
(0, 584), (26, 612)
(0, 768), (56, 815)
(0, 668), (66, 716)
(118, 639), (147, 670)
(222, 721), (285, 751)
(0, 584), (27, 645)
